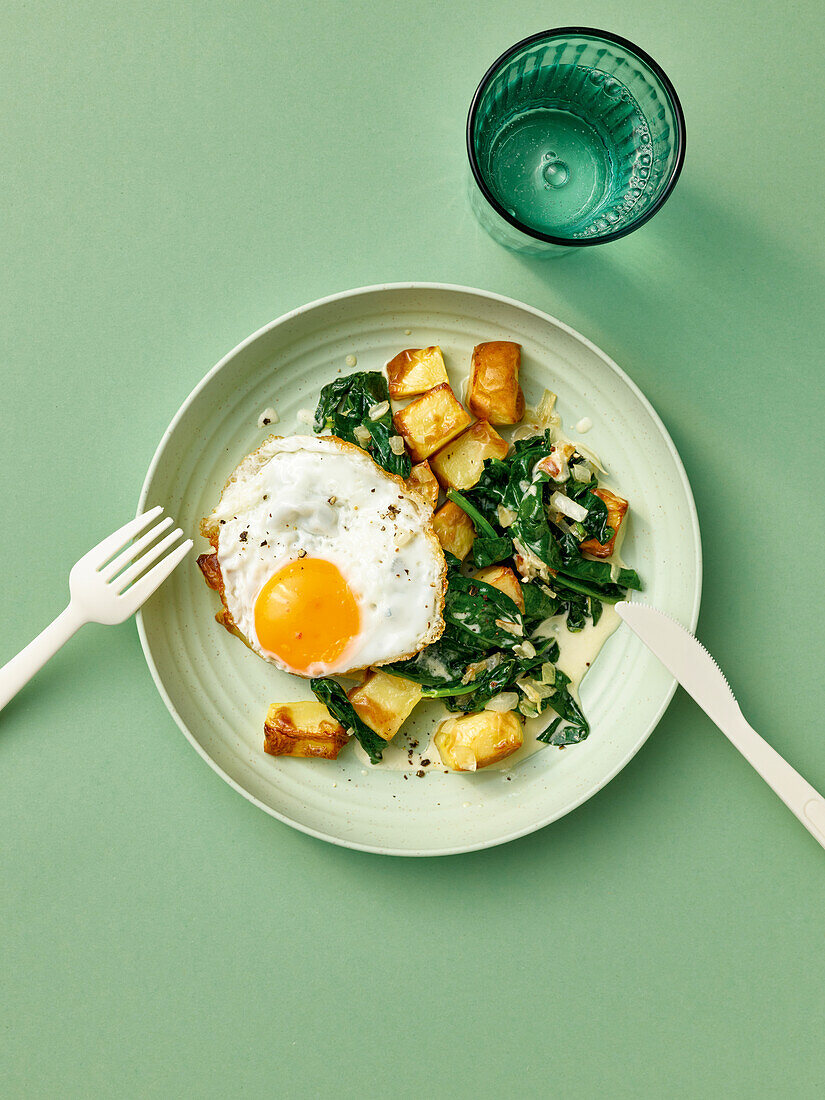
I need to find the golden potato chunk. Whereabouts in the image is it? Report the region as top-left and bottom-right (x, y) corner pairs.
(392, 383), (473, 463)
(429, 420), (509, 490)
(466, 342), (525, 425)
(264, 702), (349, 760)
(386, 346), (448, 398)
(405, 460), (440, 509)
(579, 487), (628, 559)
(435, 711), (523, 771)
(474, 565), (525, 612)
(432, 500), (475, 561)
(347, 670), (423, 742)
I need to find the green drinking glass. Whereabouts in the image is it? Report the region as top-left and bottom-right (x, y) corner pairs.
(467, 28), (686, 255)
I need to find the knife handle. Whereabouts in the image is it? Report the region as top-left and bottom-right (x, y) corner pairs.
(723, 709), (825, 850)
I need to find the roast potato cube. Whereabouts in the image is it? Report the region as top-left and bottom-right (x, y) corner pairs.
(466, 342), (525, 425)
(264, 702), (349, 759)
(432, 500), (475, 561)
(579, 488), (628, 558)
(386, 346), (448, 398)
(347, 670), (423, 742)
(429, 420), (509, 490)
(435, 710), (523, 771)
(392, 383), (473, 462)
(474, 565), (525, 612)
(405, 461), (440, 509)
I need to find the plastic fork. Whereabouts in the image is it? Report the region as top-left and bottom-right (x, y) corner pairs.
(0, 506), (192, 713)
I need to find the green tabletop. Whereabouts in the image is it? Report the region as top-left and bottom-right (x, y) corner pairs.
(2, 1), (824, 1096)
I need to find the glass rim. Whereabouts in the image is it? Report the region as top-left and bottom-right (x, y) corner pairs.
(466, 26), (687, 247)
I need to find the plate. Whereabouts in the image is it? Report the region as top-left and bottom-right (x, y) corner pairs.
(137, 283), (701, 855)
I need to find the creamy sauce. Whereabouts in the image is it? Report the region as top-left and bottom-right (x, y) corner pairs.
(345, 354), (358, 367)
(575, 416), (592, 433)
(257, 407), (279, 428)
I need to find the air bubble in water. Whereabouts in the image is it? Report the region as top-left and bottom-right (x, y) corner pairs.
(542, 158), (570, 188)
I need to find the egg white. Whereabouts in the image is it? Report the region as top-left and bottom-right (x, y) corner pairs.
(203, 435), (446, 676)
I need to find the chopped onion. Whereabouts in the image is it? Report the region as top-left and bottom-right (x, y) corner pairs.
(513, 640), (536, 660)
(495, 618), (523, 637)
(497, 505), (518, 528)
(572, 462), (592, 483)
(462, 654), (501, 684)
(519, 677), (552, 704)
(511, 423), (542, 442)
(512, 538), (551, 583)
(368, 400), (390, 421)
(389, 434), (406, 455)
(484, 692), (519, 713)
(536, 389), (559, 427)
(353, 425), (372, 447)
(540, 662), (555, 684)
(550, 491), (588, 523)
(517, 679), (542, 704)
(573, 441), (608, 473)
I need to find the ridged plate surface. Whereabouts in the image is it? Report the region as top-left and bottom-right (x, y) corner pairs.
(137, 283), (702, 855)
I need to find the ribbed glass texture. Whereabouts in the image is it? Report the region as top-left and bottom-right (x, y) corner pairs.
(468, 30), (684, 253)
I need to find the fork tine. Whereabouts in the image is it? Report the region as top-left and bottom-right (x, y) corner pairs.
(100, 516), (174, 580)
(118, 539), (193, 608)
(82, 505), (165, 569)
(113, 528), (184, 592)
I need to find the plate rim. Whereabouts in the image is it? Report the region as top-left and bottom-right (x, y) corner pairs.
(136, 281), (702, 856)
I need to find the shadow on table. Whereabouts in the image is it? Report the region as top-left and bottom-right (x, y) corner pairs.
(509, 181), (823, 359)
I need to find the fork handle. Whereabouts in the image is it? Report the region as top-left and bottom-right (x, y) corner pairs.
(0, 603), (87, 713)
(723, 708), (825, 851)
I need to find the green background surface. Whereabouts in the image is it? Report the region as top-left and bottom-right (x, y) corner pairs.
(2, 1), (824, 1096)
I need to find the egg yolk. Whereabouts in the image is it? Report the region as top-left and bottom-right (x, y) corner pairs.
(254, 557), (360, 673)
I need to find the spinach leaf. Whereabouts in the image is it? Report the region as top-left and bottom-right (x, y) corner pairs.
(510, 475), (563, 571)
(313, 371), (411, 478)
(498, 433), (554, 510)
(463, 458), (510, 527)
(472, 538), (514, 569)
(558, 590), (589, 632)
(528, 634), (561, 665)
(579, 490), (613, 545)
(445, 489), (511, 567)
(521, 581), (560, 623)
(444, 574), (525, 650)
(564, 462), (598, 500)
(553, 531), (642, 596)
(466, 431), (553, 520)
(444, 635), (560, 714)
(387, 629), (478, 690)
(536, 670), (590, 745)
(551, 573), (624, 605)
(443, 657), (518, 713)
(591, 598), (603, 626)
(310, 677), (387, 764)
(615, 567), (642, 590)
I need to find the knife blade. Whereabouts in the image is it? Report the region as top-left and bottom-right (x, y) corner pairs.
(615, 600), (742, 729)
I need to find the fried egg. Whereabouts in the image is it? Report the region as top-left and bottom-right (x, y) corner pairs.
(200, 435), (446, 676)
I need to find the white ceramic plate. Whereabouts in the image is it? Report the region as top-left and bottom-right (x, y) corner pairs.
(137, 283), (701, 855)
